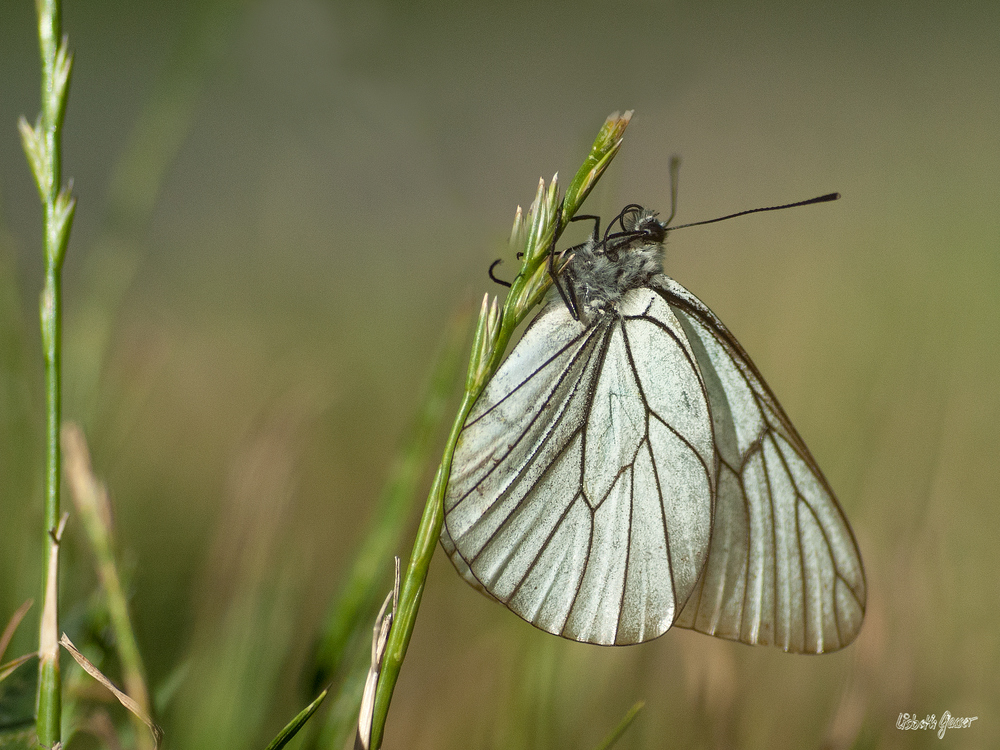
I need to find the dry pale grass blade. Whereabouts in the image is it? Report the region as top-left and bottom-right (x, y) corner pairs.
(823, 683), (867, 750)
(62, 423), (113, 531)
(356, 558), (400, 750)
(0, 599), (33, 662)
(59, 633), (163, 748)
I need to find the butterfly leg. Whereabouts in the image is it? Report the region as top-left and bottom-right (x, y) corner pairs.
(488, 259), (512, 288)
(546, 206), (583, 320)
(570, 214), (601, 245)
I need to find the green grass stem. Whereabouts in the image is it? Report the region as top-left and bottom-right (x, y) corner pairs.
(18, 0), (76, 744)
(367, 112), (632, 749)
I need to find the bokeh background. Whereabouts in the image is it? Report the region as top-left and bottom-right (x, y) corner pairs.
(1, 1), (998, 748)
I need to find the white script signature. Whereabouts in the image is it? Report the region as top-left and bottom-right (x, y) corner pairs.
(896, 712), (978, 739)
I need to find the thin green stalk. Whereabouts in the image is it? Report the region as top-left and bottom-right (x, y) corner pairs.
(367, 112), (632, 749)
(18, 0), (76, 745)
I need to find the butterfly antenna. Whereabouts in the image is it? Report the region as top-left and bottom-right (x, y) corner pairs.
(664, 156), (681, 226)
(603, 204), (644, 244)
(670, 192), (840, 231)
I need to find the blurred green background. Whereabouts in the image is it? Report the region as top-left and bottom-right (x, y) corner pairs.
(1, 0), (998, 748)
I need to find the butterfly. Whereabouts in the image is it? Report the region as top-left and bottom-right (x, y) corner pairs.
(440, 201), (866, 652)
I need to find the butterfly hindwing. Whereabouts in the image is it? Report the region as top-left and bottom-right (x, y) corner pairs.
(654, 275), (867, 653)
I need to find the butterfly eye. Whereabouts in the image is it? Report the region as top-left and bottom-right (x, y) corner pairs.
(641, 218), (666, 243)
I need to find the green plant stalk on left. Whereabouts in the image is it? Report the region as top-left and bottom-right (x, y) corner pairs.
(19, 0), (76, 744)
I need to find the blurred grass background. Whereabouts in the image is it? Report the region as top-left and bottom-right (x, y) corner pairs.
(1, 0), (998, 748)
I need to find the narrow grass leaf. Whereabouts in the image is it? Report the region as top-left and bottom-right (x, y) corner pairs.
(263, 688), (330, 750)
(63, 422), (155, 750)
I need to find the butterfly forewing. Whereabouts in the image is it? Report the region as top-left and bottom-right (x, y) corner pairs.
(444, 289), (716, 645)
(655, 276), (866, 653)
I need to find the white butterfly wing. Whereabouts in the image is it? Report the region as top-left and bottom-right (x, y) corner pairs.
(654, 276), (866, 653)
(444, 289), (716, 645)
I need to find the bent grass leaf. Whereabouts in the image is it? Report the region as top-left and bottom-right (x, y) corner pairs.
(60, 633), (163, 749)
(263, 688), (329, 750)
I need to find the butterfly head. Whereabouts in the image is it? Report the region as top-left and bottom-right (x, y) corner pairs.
(617, 205), (668, 247)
